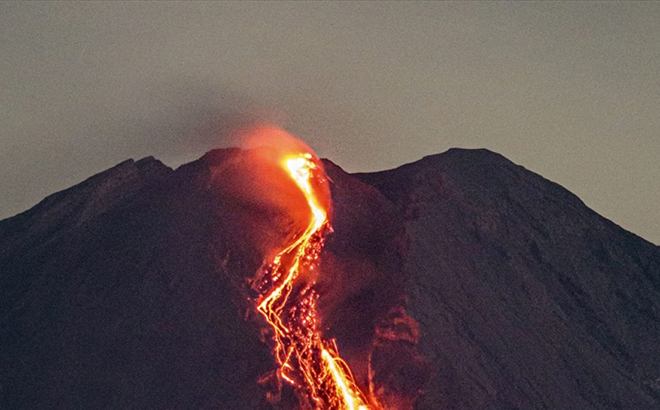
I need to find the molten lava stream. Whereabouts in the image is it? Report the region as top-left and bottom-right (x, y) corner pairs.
(252, 152), (375, 410)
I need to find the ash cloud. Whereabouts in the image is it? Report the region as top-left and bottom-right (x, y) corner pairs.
(94, 78), (285, 164)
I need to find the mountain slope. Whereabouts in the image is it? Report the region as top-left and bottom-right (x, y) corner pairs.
(0, 153), (273, 409)
(356, 148), (660, 409)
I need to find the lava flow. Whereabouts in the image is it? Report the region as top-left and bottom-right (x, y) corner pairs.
(250, 144), (375, 409)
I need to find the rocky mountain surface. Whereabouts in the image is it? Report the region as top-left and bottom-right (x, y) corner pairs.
(2, 148), (659, 409)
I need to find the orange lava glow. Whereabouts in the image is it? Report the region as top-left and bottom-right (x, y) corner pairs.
(251, 145), (375, 409)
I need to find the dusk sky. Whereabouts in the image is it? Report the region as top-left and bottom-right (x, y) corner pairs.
(1, 2), (659, 244)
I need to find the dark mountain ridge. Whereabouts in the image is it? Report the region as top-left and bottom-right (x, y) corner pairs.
(1, 148), (659, 409)
(357, 149), (660, 408)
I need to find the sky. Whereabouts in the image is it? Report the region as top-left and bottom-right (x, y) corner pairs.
(1, 2), (659, 245)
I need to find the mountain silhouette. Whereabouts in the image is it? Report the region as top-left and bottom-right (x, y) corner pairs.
(1, 148), (659, 409)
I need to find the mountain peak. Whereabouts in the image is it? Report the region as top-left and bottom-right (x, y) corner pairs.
(0, 156), (172, 252)
(352, 150), (660, 408)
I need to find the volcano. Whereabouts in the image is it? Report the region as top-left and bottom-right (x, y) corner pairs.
(1, 147), (659, 409)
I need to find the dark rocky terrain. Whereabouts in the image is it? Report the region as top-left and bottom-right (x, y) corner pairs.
(1, 148), (659, 409)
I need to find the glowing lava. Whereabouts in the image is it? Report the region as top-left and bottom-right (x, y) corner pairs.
(251, 149), (374, 409)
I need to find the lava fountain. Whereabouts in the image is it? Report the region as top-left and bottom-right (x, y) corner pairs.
(246, 127), (376, 409)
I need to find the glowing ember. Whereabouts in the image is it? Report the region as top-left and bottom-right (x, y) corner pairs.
(251, 147), (375, 409)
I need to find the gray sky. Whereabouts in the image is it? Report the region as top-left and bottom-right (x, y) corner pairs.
(1, 2), (659, 245)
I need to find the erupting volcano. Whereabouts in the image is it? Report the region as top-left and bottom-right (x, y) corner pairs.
(247, 129), (375, 409)
(4, 130), (659, 410)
